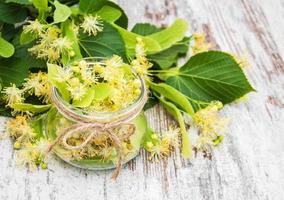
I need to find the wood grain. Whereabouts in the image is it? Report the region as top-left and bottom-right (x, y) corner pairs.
(1, 0), (284, 199)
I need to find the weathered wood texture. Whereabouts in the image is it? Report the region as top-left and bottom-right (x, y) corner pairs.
(1, 0), (284, 199)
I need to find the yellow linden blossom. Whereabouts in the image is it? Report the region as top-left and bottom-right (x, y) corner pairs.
(145, 127), (180, 162)
(54, 67), (73, 83)
(15, 140), (48, 171)
(235, 95), (248, 103)
(192, 32), (211, 54)
(71, 60), (98, 85)
(67, 83), (87, 101)
(81, 67), (96, 85)
(2, 84), (24, 106)
(161, 126), (180, 147)
(16, 147), (39, 171)
(81, 15), (103, 36)
(23, 72), (51, 103)
(23, 19), (44, 36)
(29, 26), (73, 63)
(53, 55), (142, 112)
(102, 56), (124, 83)
(51, 37), (73, 54)
(148, 139), (171, 161)
(6, 116), (36, 144)
(193, 101), (229, 152)
(99, 146), (115, 162)
(35, 138), (51, 155)
(132, 37), (152, 77)
(105, 55), (123, 68)
(231, 52), (250, 69)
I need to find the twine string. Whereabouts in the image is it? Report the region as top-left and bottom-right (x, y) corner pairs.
(48, 86), (148, 179)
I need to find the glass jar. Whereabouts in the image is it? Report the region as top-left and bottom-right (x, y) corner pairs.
(43, 57), (148, 173)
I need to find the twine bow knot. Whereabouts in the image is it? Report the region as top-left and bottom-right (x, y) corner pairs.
(54, 121), (135, 179)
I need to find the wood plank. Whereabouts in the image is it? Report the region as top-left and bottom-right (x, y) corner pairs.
(0, 0), (284, 199)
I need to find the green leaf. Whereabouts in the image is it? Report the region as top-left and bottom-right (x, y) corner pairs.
(148, 19), (188, 50)
(0, 103), (12, 117)
(30, 114), (45, 138)
(0, 2), (28, 24)
(104, 1), (128, 28)
(32, 0), (48, 11)
(113, 19), (188, 57)
(45, 107), (58, 139)
(97, 5), (121, 23)
(72, 86), (96, 108)
(112, 23), (161, 58)
(10, 103), (51, 114)
(143, 96), (158, 110)
(54, 0), (72, 23)
(130, 112), (147, 149)
(0, 37), (15, 58)
(0, 58), (29, 86)
(79, 0), (107, 13)
(78, 0), (128, 27)
(5, 0), (31, 5)
(73, 83), (112, 107)
(13, 40), (47, 69)
(47, 63), (71, 101)
(156, 94), (192, 158)
(166, 51), (255, 108)
(1, 24), (18, 41)
(11, 32), (47, 69)
(148, 37), (191, 69)
(79, 22), (127, 60)
(61, 20), (82, 63)
(150, 82), (194, 116)
(93, 83), (112, 100)
(20, 30), (36, 45)
(131, 23), (162, 36)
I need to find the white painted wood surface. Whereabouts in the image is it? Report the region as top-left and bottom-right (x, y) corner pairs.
(1, 0), (284, 199)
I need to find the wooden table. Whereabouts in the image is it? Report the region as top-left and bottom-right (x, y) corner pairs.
(1, 0), (284, 199)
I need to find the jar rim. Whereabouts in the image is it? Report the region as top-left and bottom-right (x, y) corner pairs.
(51, 57), (148, 123)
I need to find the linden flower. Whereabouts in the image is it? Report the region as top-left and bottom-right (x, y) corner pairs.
(193, 101), (229, 151)
(15, 141), (47, 171)
(93, 64), (104, 74)
(132, 37), (152, 77)
(28, 26), (62, 62)
(35, 139), (51, 155)
(78, 60), (88, 69)
(67, 77), (80, 87)
(192, 32), (211, 54)
(161, 126), (180, 147)
(148, 139), (171, 161)
(16, 148), (38, 171)
(54, 67), (73, 83)
(99, 146), (115, 161)
(79, 65), (97, 85)
(45, 48), (61, 62)
(67, 83), (87, 100)
(135, 37), (146, 58)
(81, 15), (103, 36)
(23, 19), (43, 36)
(44, 26), (61, 42)
(52, 37), (73, 53)
(102, 65), (124, 83)
(2, 84), (24, 106)
(105, 55), (123, 68)
(109, 88), (124, 107)
(6, 116), (36, 143)
(23, 72), (51, 102)
(232, 53), (250, 69)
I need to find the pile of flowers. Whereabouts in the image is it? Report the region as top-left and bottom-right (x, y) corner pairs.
(0, 0), (254, 175)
